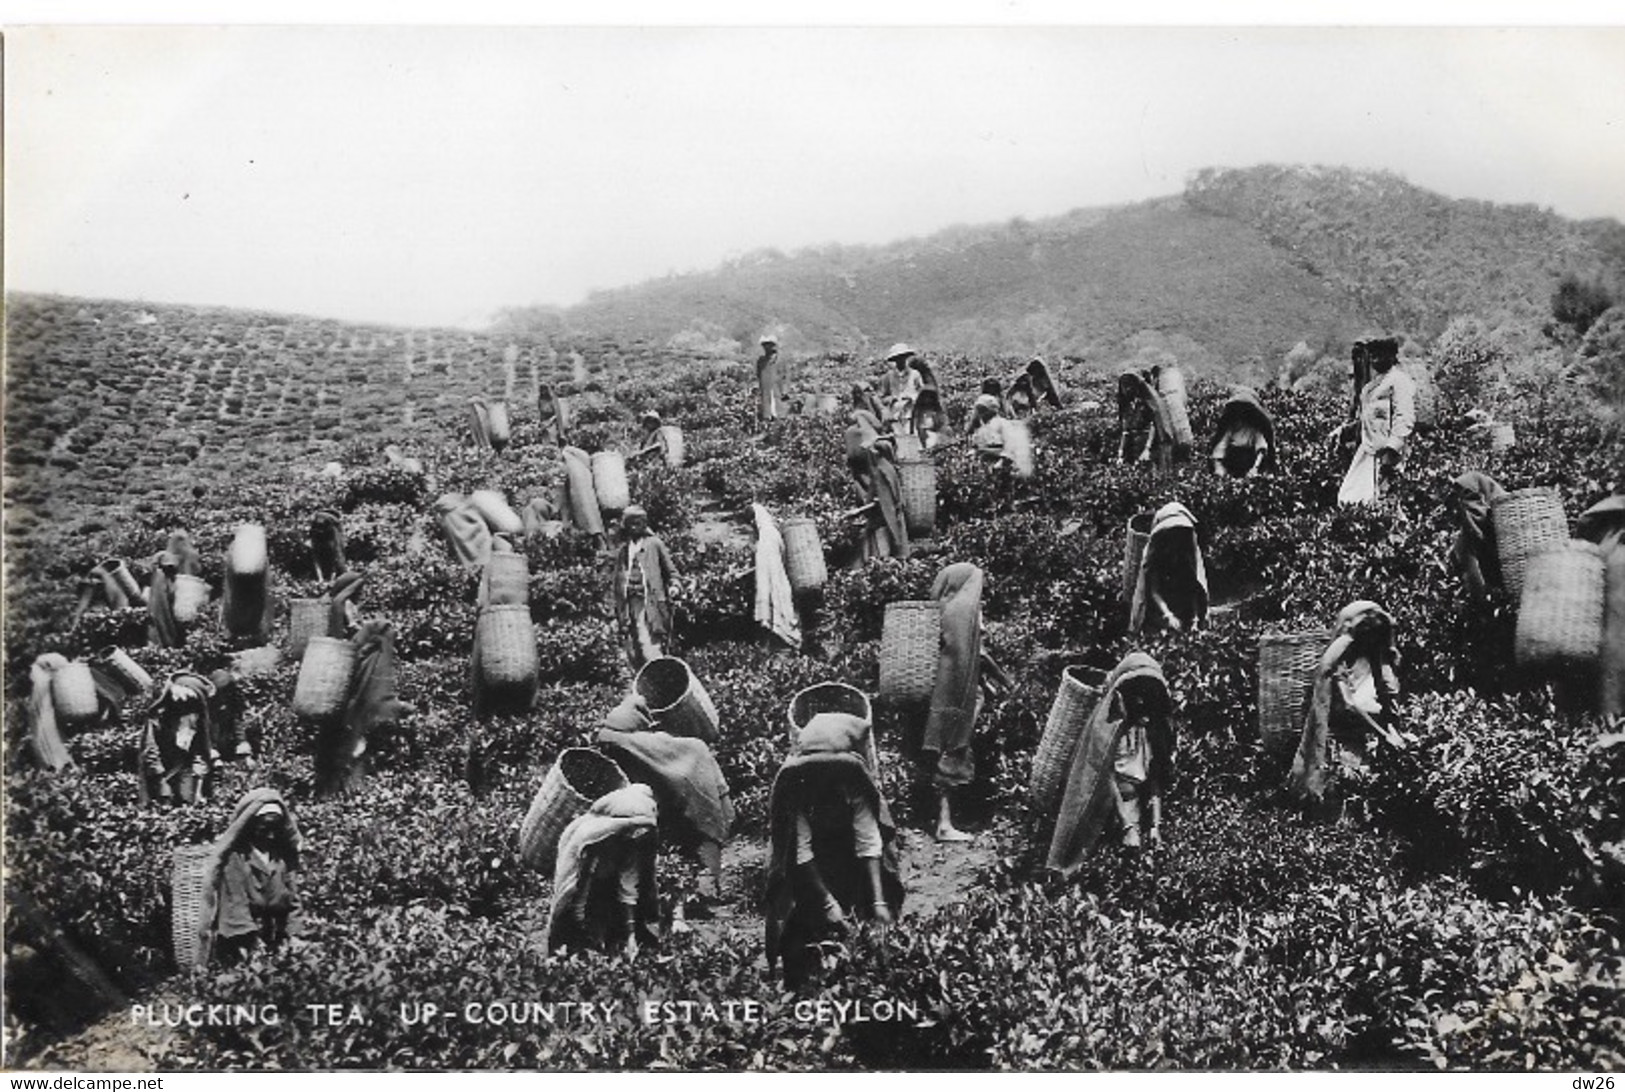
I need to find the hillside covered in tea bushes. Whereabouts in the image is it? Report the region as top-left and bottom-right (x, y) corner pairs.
(4, 311), (1623, 1070)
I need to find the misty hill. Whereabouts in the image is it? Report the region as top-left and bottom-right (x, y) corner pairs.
(519, 165), (1625, 376)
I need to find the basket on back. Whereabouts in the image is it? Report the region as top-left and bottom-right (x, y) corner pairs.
(519, 747), (630, 872)
(1029, 665), (1108, 822)
(1157, 365), (1195, 449)
(786, 682), (880, 774)
(1492, 487), (1569, 600)
(293, 636), (356, 721)
(286, 597), (331, 659)
(475, 605), (539, 710)
(1005, 419), (1035, 480)
(1122, 511), (1155, 602)
(51, 661), (101, 727)
(634, 657), (720, 742)
(1257, 630), (1333, 751)
(659, 425), (686, 468)
(469, 490), (524, 536)
(879, 601), (941, 708)
(100, 559), (146, 605)
(898, 458), (937, 538)
(222, 524), (269, 639)
(781, 517), (827, 595)
(591, 451), (631, 512)
(97, 646), (154, 694)
(892, 433), (923, 461)
(479, 552), (531, 609)
(486, 401), (512, 453)
(1516, 542), (1605, 670)
(170, 843), (217, 970)
(171, 574), (211, 623)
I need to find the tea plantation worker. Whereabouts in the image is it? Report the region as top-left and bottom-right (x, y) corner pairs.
(1129, 502), (1210, 633)
(468, 396), (510, 453)
(756, 334), (786, 423)
(1287, 600), (1409, 817)
(611, 505), (681, 672)
(910, 356), (947, 449)
(920, 562), (1002, 843)
(207, 789), (302, 965)
(632, 410), (670, 464)
(880, 343), (923, 434)
(844, 409), (911, 560)
(1025, 356), (1064, 411)
(1577, 492), (1625, 716)
(557, 445), (607, 551)
(436, 493), (495, 571)
(544, 783), (662, 957)
(1007, 372), (1037, 418)
(72, 559), (139, 624)
(765, 710), (904, 986)
(1047, 652), (1175, 875)
(1208, 386), (1278, 479)
(851, 380), (887, 425)
(1336, 336), (1415, 506)
(25, 654), (75, 772)
(971, 394), (1015, 464)
(599, 693), (735, 928)
(310, 510), (347, 583)
(1450, 471), (1507, 598)
(538, 383), (573, 448)
(139, 672), (221, 807)
(317, 620), (406, 799)
(384, 444), (424, 475)
(1116, 370), (1178, 471)
(207, 667), (254, 763)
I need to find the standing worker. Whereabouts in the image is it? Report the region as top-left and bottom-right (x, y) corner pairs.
(756, 335), (786, 424)
(1336, 337), (1416, 505)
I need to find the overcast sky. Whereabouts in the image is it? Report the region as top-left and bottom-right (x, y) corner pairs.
(8, 19), (1625, 328)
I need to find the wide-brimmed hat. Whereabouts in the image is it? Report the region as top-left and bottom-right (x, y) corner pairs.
(760, 334), (778, 346)
(975, 394), (1000, 413)
(886, 343), (913, 361)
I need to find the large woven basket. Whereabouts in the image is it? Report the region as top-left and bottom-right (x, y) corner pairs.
(221, 569), (269, 639)
(486, 401), (511, 453)
(591, 451), (631, 512)
(227, 524), (268, 575)
(171, 843), (216, 970)
(475, 605), (539, 690)
(286, 597), (331, 659)
(469, 490), (524, 536)
(1493, 487), (1569, 600)
(101, 558), (146, 605)
(51, 661), (100, 725)
(518, 748), (630, 872)
(292, 636), (356, 721)
(1516, 542), (1605, 670)
(659, 425), (686, 468)
(1258, 630), (1333, 751)
(480, 552), (531, 608)
(1122, 511), (1155, 602)
(893, 433), (923, 460)
(786, 682), (880, 772)
(898, 458), (937, 537)
(634, 657), (720, 742)
(171, 574), (211, 623)
(781, 517), (827, 595)
(879, 600), (942, 707)
(1005, 419), (1035, 479)
(98, 646), (154, 694)
(1029, 665), (1108, 820)
(1158, 366), (1195, 447)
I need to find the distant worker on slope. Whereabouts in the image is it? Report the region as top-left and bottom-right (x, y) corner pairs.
(880, 343), (923, 435)
(756, 335), (787, 423)
(1336, 337), (1415, 506)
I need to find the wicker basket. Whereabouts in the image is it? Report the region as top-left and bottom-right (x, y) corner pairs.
(634, 657), (720, 742)
(879, 600), (942, 707)
(292, 636), (356, 721)
(486, 401), (511, 452)
(100, 558), (146, 605)
(893, 433), (923, 460)
(171, 574), (211, 623)
(786, 682), (880, 772)
(286, 597), (331, 659)
(659, 425), (686, 468)
(1493, 487), (1569, 600)
(227, 524), (268, 575)
(171, 844), (217, 970)
(518, 748), (630, 872)
(475, 605), (539, 692)
(898, 458), (937, 537)
(97, 646), (153, 693)
(781, 517), (827, 595)
(480, 552), (531, 608)
(1516, 542), (1605, 670)
(1258, 630), (1333, 751)
(591, 451), (631, 512)
(1005, 419), (1035, 480)
(469, 490), (524, 536)
(1030, 666), (1108, 820)
(1158, 365), (1195, 448)
(51, 661), (100, 725)
(1122, 511), (1155, 602)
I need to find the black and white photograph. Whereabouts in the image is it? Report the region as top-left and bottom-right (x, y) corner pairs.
(4, 7), (1624, 1075)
